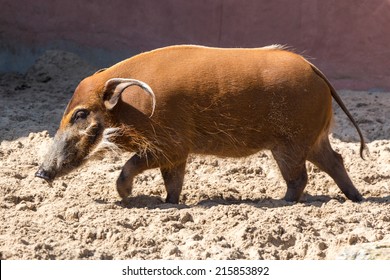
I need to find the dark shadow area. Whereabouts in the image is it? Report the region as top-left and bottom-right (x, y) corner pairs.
(364, 196), (390, 204)
(109, 195), (190, 210)
(195, 197), (293, 209)
(195, 194), (344, 209)
(0, 51), (97, 142)
(101, 192), (384, 210)
(0, 81), (71, 141)
(300, 194), (335, 203)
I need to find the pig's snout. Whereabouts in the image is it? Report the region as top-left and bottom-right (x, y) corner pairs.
(35, 168), (55, 183)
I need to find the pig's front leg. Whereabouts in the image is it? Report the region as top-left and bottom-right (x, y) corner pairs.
(116, 153), (158, 199)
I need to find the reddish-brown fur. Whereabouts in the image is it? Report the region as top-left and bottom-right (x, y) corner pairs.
(36, 45), (367, 203)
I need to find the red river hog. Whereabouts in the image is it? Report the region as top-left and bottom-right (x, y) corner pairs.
(35, 45), (367, 203)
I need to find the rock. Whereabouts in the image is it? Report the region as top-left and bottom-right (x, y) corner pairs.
(162, 244), (181, 258)
(180, 212), (194, 224)
(15, 202), (28, 211)
(64, 208), (80, 221)
(348, 234), (359, 245)
(318, 241), (328, 251)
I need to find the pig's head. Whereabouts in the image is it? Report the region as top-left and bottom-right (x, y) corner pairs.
(35, 77), (155, 183)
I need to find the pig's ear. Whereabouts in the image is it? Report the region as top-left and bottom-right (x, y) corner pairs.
(103, 78), (156, 117)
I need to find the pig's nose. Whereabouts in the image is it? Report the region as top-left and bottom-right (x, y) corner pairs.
(35, 168), (54, 182)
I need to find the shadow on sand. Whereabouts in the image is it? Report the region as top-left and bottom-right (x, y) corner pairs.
(94, 192), (389, 210)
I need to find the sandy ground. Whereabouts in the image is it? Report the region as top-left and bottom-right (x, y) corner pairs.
(0, 51), (389, 260)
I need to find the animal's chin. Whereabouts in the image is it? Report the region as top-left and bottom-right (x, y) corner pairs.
(35, 162), (78, 184)
(55, 151), (91, 179)
(54, 163), (81, 179)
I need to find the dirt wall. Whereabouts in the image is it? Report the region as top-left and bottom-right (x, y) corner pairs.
(1, 0), (389, 90)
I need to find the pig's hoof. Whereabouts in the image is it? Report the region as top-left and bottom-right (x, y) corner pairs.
(345, 191), (363, 202)
(117, 188), (131, 199)
(165, 194), (180, 204)
(283, 190), (302, 203)
(116, 184), (132, 198)
(116, 176), (132, 199)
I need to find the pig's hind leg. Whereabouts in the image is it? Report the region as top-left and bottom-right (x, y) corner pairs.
(307, 137), (363, 202)
(271, 146), (309, 202)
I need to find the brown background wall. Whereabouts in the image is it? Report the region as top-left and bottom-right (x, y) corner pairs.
(1, 0), (389, 90)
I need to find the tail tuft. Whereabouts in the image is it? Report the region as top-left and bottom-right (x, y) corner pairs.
(360, 143), (370, 160)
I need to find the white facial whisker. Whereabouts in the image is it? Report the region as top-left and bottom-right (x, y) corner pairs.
(86, 127), (122, 159)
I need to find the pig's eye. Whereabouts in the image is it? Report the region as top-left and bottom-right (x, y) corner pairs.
(72, 109), (89, 122)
